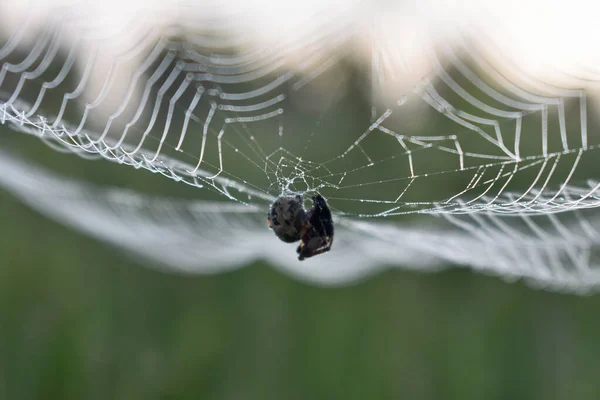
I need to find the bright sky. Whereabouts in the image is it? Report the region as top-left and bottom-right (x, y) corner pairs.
(1, 0), (599, 94)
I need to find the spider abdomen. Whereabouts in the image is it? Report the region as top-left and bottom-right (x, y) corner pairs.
(267, 195), (306, 243)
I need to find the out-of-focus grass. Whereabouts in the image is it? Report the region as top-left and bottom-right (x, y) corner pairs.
(1, 182), (600, 400)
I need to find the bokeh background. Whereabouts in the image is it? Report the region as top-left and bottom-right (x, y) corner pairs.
(3, 1), (600, 399)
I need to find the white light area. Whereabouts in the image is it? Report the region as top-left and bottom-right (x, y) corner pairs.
(360, 0), (600, 98)
(2, 0), (600, 101)
(467, 0), (600, 91)
(0, 0), (162, 51)
(0, 0), (176, 129)
(230, 0), (359, 44)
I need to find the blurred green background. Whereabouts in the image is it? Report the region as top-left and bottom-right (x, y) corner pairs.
(1, 134), (600, 400)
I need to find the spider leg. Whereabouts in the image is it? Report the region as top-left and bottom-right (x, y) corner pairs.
(296, 238), (333, 261)
(297, 246), (330, 261)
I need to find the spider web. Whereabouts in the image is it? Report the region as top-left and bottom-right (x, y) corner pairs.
(1, 3), (600, 293)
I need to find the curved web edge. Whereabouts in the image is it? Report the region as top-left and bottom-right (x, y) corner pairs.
(1, 150), (599, 294)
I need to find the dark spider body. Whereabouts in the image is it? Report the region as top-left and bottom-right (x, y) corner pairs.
(267, 194), (334, 260)
(267, 194), (306, 243)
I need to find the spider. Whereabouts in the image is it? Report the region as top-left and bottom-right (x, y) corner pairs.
(267, 194), (334, 260)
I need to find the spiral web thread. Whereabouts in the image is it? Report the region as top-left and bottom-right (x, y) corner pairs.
(1, 7), (600, 293)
